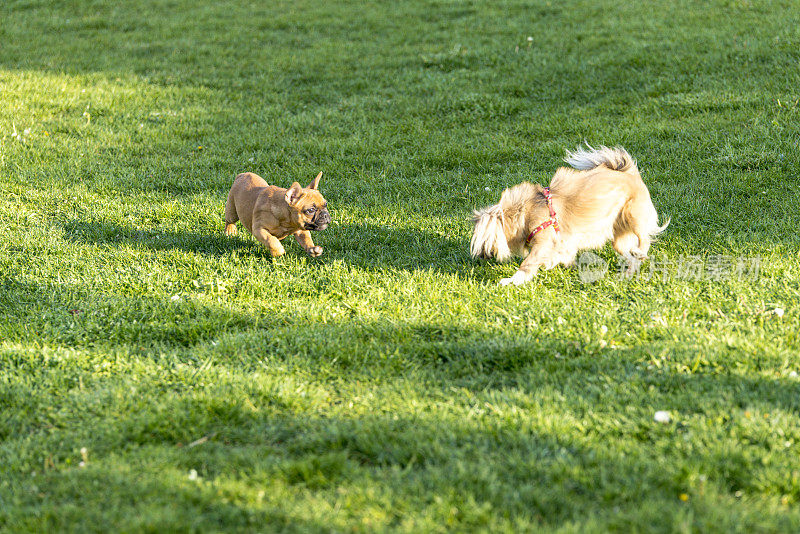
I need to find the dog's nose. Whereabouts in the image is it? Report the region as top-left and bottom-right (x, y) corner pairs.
(319, 210), (332, 225)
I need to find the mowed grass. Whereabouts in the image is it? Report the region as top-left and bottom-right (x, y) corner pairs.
(1, 0), (800, 531)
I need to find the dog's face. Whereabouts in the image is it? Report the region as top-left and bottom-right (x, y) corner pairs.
(471, 183), (546, 261)
(284, 171), (332, 231)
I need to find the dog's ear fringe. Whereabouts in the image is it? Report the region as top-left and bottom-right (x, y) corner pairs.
(470, 205), (511, 261)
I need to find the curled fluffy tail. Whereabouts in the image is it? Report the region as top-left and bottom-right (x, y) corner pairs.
(564, 144), (637, 172)
(651, 217), (671, 236)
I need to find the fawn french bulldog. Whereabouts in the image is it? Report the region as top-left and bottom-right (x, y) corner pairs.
(224, 171), (331, 257)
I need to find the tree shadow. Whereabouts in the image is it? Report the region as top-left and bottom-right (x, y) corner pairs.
(318, 221), (486, 277)
(3, 362), (799, 531)
(59, 218), (504, 281)
(4, 275), (800, 529)
(0, 277), (258, 350)
(60, 218), (252, 258)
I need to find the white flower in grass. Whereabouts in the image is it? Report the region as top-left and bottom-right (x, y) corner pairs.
(600, 325), (608, 335)
(170, 295), (181, 302)
(654, 410), (671, 423)
(527, 36), (533, 42)
(484, 186), (491, 192)
(789, 371), (798, 378)
(188, 469), (198, 480)
(651, 312), (667, 326)
(773, 307), (785, 317)
(23, 128), (30, 135)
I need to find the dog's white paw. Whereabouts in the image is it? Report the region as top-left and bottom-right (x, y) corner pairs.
(500, 271), (530, 286)
(308, 246), (323, 257)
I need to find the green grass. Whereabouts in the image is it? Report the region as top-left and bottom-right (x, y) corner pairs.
(1, 0), (800, 531)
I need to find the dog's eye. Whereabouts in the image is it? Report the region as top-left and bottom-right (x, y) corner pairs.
(305, 207), (316, 214)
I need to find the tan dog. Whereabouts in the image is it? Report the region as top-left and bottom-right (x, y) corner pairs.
(224, 171), (331, 257)
(471, 145), (669, 285)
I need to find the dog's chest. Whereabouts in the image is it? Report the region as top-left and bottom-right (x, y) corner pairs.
(252, 201), (298, 239)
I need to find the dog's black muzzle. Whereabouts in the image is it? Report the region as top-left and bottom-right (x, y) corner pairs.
(305, 209), (331, 231)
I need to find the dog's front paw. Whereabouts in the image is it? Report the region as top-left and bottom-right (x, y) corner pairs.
(307, 246), (323, 258)
(270, 245), (286, 257)
(500, 271), (531, 286)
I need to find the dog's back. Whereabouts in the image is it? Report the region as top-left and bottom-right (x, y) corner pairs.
(554, 146), (664, 229)
(552, 145), (668, 259)
(225, 172), (273, 235)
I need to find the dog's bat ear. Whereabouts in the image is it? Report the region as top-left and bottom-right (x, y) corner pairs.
(307, 171), (323, 190)
(285, 182), (305, 205)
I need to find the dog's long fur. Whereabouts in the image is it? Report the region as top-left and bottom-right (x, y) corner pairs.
(471, 145), (669, 285)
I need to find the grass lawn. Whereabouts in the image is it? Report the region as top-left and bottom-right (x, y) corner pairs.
(2, 0), (800, 531)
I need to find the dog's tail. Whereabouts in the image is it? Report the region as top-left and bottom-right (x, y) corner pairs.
(651, 217), (671, 236)
(564, 143), (637, 173)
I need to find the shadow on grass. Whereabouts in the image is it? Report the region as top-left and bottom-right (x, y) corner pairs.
(2, 359), (800, 531)
(0, 277), (258, 349)
(320, 221), (482, 276)
(60, 219), (254, 258)
(60, 218), (499, 280)
(5, 272), (799, 418)
(3, 274), (800, 529)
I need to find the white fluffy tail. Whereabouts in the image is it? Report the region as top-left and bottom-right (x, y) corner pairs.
(564, 144), (637, 172)
(651, 217), (671, 236)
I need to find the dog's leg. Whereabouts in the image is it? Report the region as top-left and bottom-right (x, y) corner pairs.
(623, 198), (656, 261)
(613, 232), (640, 273)
(253, 226), (285, 257)
(500, 239), (557, 286)
(224, 194), (239, 237)
(632, 232), (651, 260)
(555, 241), (578, 268)
(294, 230), (323, 257)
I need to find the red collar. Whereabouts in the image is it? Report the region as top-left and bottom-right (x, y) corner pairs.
(526, 187), (560, 244)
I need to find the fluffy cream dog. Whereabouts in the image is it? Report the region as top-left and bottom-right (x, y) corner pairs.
(471, 145), (669, 285)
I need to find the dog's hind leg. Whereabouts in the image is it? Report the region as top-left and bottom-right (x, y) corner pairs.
(224, 193), (239, 236)
(632, 232), (651, 260)
(625, 197), (660, 260)
(613, 231), (641, 274)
